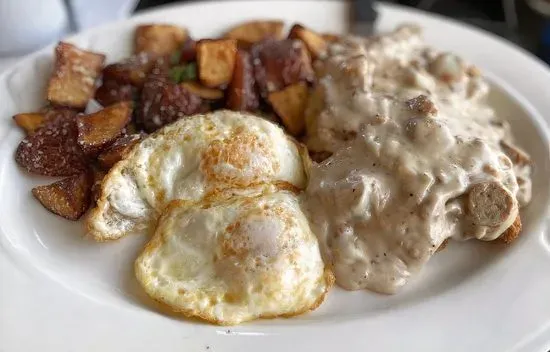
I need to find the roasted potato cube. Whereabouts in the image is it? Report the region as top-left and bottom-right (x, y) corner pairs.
(47, 42), (105, 109)
(94, 80), (137, 107)
(321, 33), (341, 43)
(180, 82), (223, 100)
(197, 39), (237, 88)
(97, 133), (143, 170)
(32, 172), (93, 220)
(15, 109), (87, 176)
(76, 101), (133, 156)
(135, 24), (188, 56)
(288, 24), (328, 59)
(138, 76), (202, 132)
(251, 39), (314, 97)
(224, 20), (284, 44)
(227, 50), (259, 111)
(268, 82), (308, 136)
(102, 52), (156, 88)
(13, 113), (46, 134)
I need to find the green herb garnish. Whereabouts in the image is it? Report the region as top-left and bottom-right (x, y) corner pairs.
(169, 62), (197, 83)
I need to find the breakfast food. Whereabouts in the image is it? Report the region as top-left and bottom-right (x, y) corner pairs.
(303, 24), (532, 293)
(135, 192), (333, 325)
(88, 110), (307, 241)
(10, 19), (533, 325)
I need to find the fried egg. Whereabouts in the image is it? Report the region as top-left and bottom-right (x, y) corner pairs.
(135, 191), (333, 325)
(87, 110), (308, 241)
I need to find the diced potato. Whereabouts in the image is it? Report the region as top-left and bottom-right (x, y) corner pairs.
(13, 113), (45, 134)
(102, 52), (156, 88)
(288, 24), (327, 59)
(181, 82), (223, 100)
(32, 172), (93, 220)
(76, 101), (133, 156)
(251, 39), (314, 97)
(224, 20), (284, 44)
(227, 50), (259, 111)
(135, 24), (188, 56)
(47, 42), (105, 109)
(321, 33), (341, 43)
(197, 39), (237, 88)
(97, 134), (143, 170)
(268, 82), (309, 136)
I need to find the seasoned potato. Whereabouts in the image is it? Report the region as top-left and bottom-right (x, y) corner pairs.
(227, 50), (259, 111)
(224, 20), (284, 44)
(197, 39), (237, 88)
(135, 24), (188, 56)
(102, 52), (156, 88)
(181, 82), (223, 100)
(47, 42), (105, 109)
(32, 172), (93, 220)
(15, 109), (87, 176)
(97, 133), (143, 170)
(498, 215), (522, 244)
(13, 113), (45, 134)
(76, 101), (133, 156)
(321, 33), (341, 43)
(251, 39), (314, 97)
(138, 76), (202, 132)
(288, 24), (328, 59)
(268, 82), (308, 136)
(94, 80), (136, 107)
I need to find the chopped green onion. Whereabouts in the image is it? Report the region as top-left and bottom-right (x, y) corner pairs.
(169, 62), (197, 83)
(170, 50), (182, 65)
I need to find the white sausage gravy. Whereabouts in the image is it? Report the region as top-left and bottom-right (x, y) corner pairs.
(303, 25), (532, 294)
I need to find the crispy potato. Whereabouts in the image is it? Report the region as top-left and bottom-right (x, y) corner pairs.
(197, 39), (237, 88)
(13, 113), (45, 134)
(91, 168), (107, 204)
(321, 33), (341, 43)
(135, 24), (188, 56)
(268, 82), (308, 136)
(288, 24), (327, 59)
(498, 215), (522, 244)
(97, 133), (143, 170)
(181, 82), (223, 100)
(76, 101), (133, 156)
(227, 50), (259, 111)
(15, 109), (87, 176)
(94, 80), (136, 107)
(224, 20), (284, 44)
(32, 172), (93, 220)
(251, 39), (314, 97)
(102, 52), (156, 88)
(47, 42), (105, 109)
(138, 76), (202, 132)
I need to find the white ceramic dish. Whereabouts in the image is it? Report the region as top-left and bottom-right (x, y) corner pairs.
(1, 1), (549, 351)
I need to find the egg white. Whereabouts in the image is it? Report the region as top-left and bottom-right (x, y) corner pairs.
(135, 191), (333, 325)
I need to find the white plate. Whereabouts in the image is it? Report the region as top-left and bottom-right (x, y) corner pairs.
(1, 2), (550, 351)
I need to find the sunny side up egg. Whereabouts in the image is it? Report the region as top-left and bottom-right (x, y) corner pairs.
(87, 110), (308, 241)
(135, 191), (333, 325)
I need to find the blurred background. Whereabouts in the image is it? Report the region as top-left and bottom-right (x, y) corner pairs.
(1, 0), (550, 72)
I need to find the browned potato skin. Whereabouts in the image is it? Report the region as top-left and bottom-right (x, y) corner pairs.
(47, 42), (105, 110)
(76, 101), (133, 156)
(321, 33), (341, 43)
(102, 52), (156, 88)
(13, 113), (45, 134)
(268, 82), (308, 136)
(288, 24), (328, 59)
(32, 172), (93, 220)
(498, 215), (522, 244)
(251, 39), (314, 98)
(97, 133), (143, 170)
(180, 82), (223, 100)
(226, 50), (259, 112)
(224, 20), (284, 44)
(197, 39), (237, 88)
(135, 24), (188, 56)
